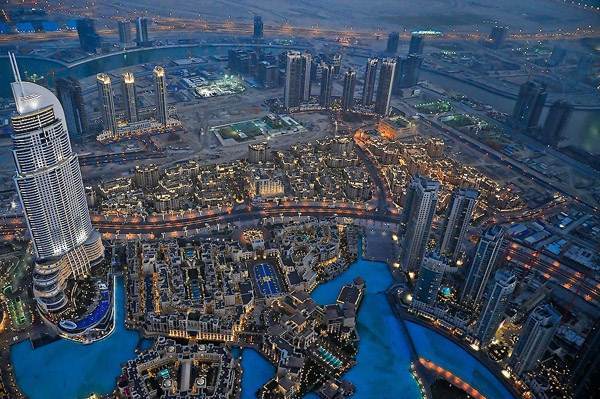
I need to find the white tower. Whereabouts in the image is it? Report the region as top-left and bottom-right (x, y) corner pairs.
(9, 53), (104, 314)
(153, 66), (168, 126)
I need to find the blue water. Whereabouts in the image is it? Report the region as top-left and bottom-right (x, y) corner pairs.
(406, 322), (513, 399)
(310, 256), (514, 399)
(311, 259), (422, 399)
(0, 46), (223, 97)
(240, 348), (276, 399)
(10, 277), (139, 399)
(10, 260), (513, 399)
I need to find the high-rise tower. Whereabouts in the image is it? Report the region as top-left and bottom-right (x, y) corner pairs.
(76, 18), (100, 53)
(253, 15), (263, 38)
(386, 32), (400, 54)
(284, 51), (311, 109)
(118, 20), (132, 49)
(509, 304), (561, 375)
(572, 320), (600, 399)
(96, 73), (117, 136)
(461, 225), (505, 305)
(512, 81), (547, 132)
(374, 58), (396, 116)
(475, 268), (516, 346)
(55, 77), (89, 138)
(8, 53), (104, 314)
(135, 17), (150, 46)
(393, 55), (423, 92)
(542, 100), (570, 146)
(439, 188), (478, 261)
(341, 68), (356, 111)
(153, 66), (168, 126)
(122, 72), (138, 123)
(319, 63), (333, 108)
(488, 26), (508, 49)
(414, 253), (447, 306)
(361, 58), (378, 106)
(401, 175), (440, 271)
(408, 33), (425, 56)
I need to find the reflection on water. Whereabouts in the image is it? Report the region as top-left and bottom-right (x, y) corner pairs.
(10, 277), (138, 399)
(10, 260), (513, 398)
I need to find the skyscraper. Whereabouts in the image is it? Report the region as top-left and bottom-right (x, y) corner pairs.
(96, 73), (117, 135)
(374, 58), (396, 116)
(408, 33), (424, 56)
(258, 61), (279, 88)
(284, 51), (311, 109)
(253, 15), (263, 38)
(461, 225), (505, 305)
(341, 68), (356, 111)
(542, 100), (570, 146)
(414, 253), (447, 305)
(393, 55), (423, 92)
(329, 53), (342, 76)
(76, 18), (100, 53)
(401, 176), (440, 271)
(509, 304), (561, 375)
(319, 63), (333, 108)
(439, 188), (478, 261)
(122, 72), (138, 123)
(118, 20), (132, 48)
(512, 81), (547, 132)
(571, 320), (600, 399)
(135, 17), (150, 46)
(475, 268), (516, 346)
(55, 77), (89, 138)
(386, 31), (400, 54)
(488, 26), (508, 49)
(8, 53), (103, 314)
(153, 66), (168, 126)
(361, 58), (378, 106)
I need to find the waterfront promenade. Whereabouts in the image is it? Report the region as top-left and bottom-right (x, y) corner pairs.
(387, 290), (520, 399)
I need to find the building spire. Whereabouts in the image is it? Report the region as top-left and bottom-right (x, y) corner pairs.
(8, 52), (25, 97)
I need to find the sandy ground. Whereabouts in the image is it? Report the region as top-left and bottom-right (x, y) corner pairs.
(78, 0), (599, 32)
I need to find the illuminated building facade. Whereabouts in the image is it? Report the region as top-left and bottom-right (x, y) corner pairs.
(154, 66), (168, 125)
(341, 68), (356, 111)
(361, 58), (378, 106)
(96, 73), (117, 135)
(284, 51), (311, 109)
(461, 225), (505, 305)
(9, 53), (104, 314)
(510, 304), (561, 375)
(122, 72), (138, 123)
(475, 268), (516, 346)
(439, 188), (478, 261)
(400, 175), (439, 271)
(374, 58), (396, 116)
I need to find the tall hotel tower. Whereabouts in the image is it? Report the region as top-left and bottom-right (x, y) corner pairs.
(374, 58), (396, 116)
(361, 58), (378, 106)
(461, 225), (505, 306)
(153, 66), (168, 126)
(401, 175), (440, 271)
(122, 72), (138, 122)
(8, 53), (104, 314)
(475, 268), (516, 346)
(439, 188), (478, 261)
(97, 73), (117, 135)
(284, 51), (311, 109)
